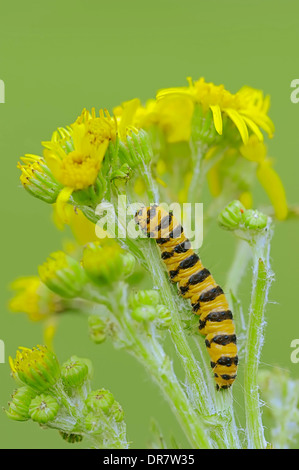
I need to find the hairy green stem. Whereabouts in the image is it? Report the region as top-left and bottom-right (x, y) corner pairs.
(187, 146), (204, 204)
(244, 232), (273, 449)
(125, 322), (212, 449)
(146, 241), (213, 415)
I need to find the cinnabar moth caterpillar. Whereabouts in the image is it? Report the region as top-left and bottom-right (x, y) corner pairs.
(135, 204), (238, 390)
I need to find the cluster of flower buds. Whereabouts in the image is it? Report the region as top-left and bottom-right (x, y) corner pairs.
(6, 345), (127, 448)
(218, 199), (269, 232)
(129, 289), (171, 328)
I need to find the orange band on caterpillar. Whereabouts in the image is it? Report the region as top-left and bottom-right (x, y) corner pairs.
(135, 204), (238, 390)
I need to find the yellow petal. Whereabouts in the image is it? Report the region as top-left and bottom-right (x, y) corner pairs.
(239, 191), (253, 209)
(210, 105), (223, 135)
(224, 108), (249, 144)
(257, 159), (288, 220)
(69, 209), (99, 244)
(56, 187), (74, 224)
(240, 135), (267, 162)
(119, 98), (141, 140)
(241, 116), (264, 141)
(43, 320), (57, 350)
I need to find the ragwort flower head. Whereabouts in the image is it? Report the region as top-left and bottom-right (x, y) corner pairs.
(9, 276), (62, 322)
(43, 109), (116, 191)
(41, 109), (116, 221)
(157, 77), (275, 144)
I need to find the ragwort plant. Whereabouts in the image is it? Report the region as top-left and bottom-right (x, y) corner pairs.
(6, 77), (296, 449)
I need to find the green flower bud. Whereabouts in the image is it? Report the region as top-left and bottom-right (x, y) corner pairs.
(110, 163), (131, 182)
(131, 305), (157, 322)
(18, 155), (61, 204)
(191, 104), (218, 145)
(243, 209), (268, 230)
(156, 305), (172, 327)
(79, 357), (94, 380)
(122, 253), (136, 278)
(82, 241), (124, 285)
(6, 386), (36, 421)
(84, 412), (101, 432)
(218, 200), (246, 230)
(88, 315), (106, 344)
(109, 401), (125, 422)
(129, 289), (160, 308)
(86, 389), (114, 414)
(119, 130), (153, 168)
(61, 356), (89, 388)
(39, 251), (87, 298)
(29, 394), (59, 424)
(9, 345), (60, 392)
(59, 431), (83, 443)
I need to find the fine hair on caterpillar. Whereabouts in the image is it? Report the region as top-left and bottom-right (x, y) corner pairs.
(135, 204), (238, 390)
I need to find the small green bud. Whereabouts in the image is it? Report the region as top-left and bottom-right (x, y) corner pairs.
(29, 394), (59, 424)
(110, 163), (131, 182)
(10, 345), (60, 392)
(59, 431), (83, 443)
(122, 253), (136, 278)
(243, 209), (268, 230)
(6, 386), (36, 421)
(78, 357), (94, 380)
(120, 129), (153, 168)
(82, 241), (124, 285)
(109, 401), (125, 422)
(156, 305), (172, 327)
(191, 104), (218, 145)
(61, 356), (89, 388)
(86, 389), (114, 414)
(131, 305), (157, 322)
(39, 251), (87, 298)
(218, 200), (246, 230)
(129, 289), (160, 308)
(18, 155), (61, 204)
(84, 412), (101, 432)
(88, 315), (106, 344)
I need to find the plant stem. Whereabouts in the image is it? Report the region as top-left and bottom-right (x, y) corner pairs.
(244, 232), (273, 449)
(145, 240), (213, 416)
(128, 326), (212, 449)
(187, 145), (204, 204)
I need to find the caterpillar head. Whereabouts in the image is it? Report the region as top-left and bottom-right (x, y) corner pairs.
(134, 205), (159, 233)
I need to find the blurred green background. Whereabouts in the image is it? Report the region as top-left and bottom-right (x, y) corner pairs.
(1, 0), (299, 448)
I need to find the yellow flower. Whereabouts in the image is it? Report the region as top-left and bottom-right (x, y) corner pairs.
(42, 109), (116, 222)
(114, 96), (193, 143)
(157, 77), (275, 144)
(9, 276), (62, 322)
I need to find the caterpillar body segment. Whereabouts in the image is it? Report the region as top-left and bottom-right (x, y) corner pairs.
(135, 204), (238, 390)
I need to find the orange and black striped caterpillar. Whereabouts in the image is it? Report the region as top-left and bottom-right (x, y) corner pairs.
(135, 205), (238, 390)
